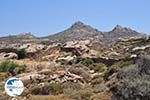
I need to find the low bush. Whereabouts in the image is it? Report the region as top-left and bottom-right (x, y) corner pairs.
(31, 83), (63, 95)
(63, 88), (93, 100)
(30, 83), (63, 95)
(0, 60), (26, 75)
(109, 56), (150, 100)
(48, 83), (63, 95)
(18, 48), (26, 59)
(63, 81), (82, 90)
(90, 63), (107, 72)
(78, 58), (94, 67)
(29, 94), (67, 100)
(79, 89), (93, 100)
(90, 92), (111, 100)
(31, 85), (43, 95)
(104, 60), (133, 80)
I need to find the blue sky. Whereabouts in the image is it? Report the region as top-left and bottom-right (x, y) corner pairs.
(0, 0), (150, 36)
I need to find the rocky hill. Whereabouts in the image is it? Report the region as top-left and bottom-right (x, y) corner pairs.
(102, 25), (145, 43)
(44, 21), (145, 44)
(0, 22), (149, 100)
(0, 32), (37, 46)
(0, 21), (146, 45)
(45, 21), (103, 43)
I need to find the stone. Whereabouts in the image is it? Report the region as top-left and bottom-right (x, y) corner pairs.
(0, 52), (18, 60)
(20, 43), (45, 53)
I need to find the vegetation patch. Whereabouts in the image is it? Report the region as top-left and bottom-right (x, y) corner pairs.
(0, 60), (26, 75)
(108, 56), (150, 100)
(18, 48), (26, 59)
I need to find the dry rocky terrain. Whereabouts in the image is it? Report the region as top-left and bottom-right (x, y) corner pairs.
(0, 22), (150, 100)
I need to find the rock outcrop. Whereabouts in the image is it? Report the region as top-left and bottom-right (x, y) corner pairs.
(0, 52), (18, 60)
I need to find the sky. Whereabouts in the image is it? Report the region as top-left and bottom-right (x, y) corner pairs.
(0, 0), (150, 37)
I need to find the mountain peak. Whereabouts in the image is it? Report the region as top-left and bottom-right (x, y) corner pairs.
(19, 32), (33, 36)
(71, 21), (86, 29)
(112, 25), (134, 33)
(48, 21), (104, 42)
(18, 32), (36, 38)
(114, 25), (123, 30)
(112, 25), (124, 31)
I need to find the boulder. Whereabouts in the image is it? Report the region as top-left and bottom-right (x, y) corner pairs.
(57, 55), (76, 61)
(0, 52), (18, 60)
(20, 43), (45, 53)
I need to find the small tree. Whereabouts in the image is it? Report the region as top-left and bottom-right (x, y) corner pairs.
(18, 49), (26, 59)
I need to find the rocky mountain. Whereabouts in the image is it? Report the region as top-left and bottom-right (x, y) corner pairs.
(0, 32), (36, 39)
(44, 21), (103, 43)
(16, 32), (36, 39)
(0, 32), (38, 49)
(0, 32), (36, 43)
(102, 25), (145, 43)
(44, 21), (146, 44)
(0, 21), (146, 45)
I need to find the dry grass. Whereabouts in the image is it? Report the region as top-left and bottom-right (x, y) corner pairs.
(29, 94), (69, 100)
(90, 92), (111, 100)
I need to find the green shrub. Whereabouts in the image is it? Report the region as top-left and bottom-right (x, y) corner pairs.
(63, 81), (93, 100)
(79, 89), (93, 100)
(63, 82), (83, 91)
(30, 83), (63, 95)
(31, 86), (43, 95)
(18, 48), (26, 59)
(78, 58), (94, 67)
(140, 37), (150, 44)
(104, 60), (133, 80)
(109, 56), (150, 100)
(75, 58), (107, 73)
(90, 63), (107, 72)
(63, 88), (93, 100)
(29, 94), (67, 100)
(0, 61), (26, 75)
(111, 60), (134, 69)
(48, 83), (63, 95)
(92, 83), (107, 93)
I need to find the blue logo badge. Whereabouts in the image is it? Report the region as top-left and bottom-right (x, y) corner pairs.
(4, 77), (24, 97)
